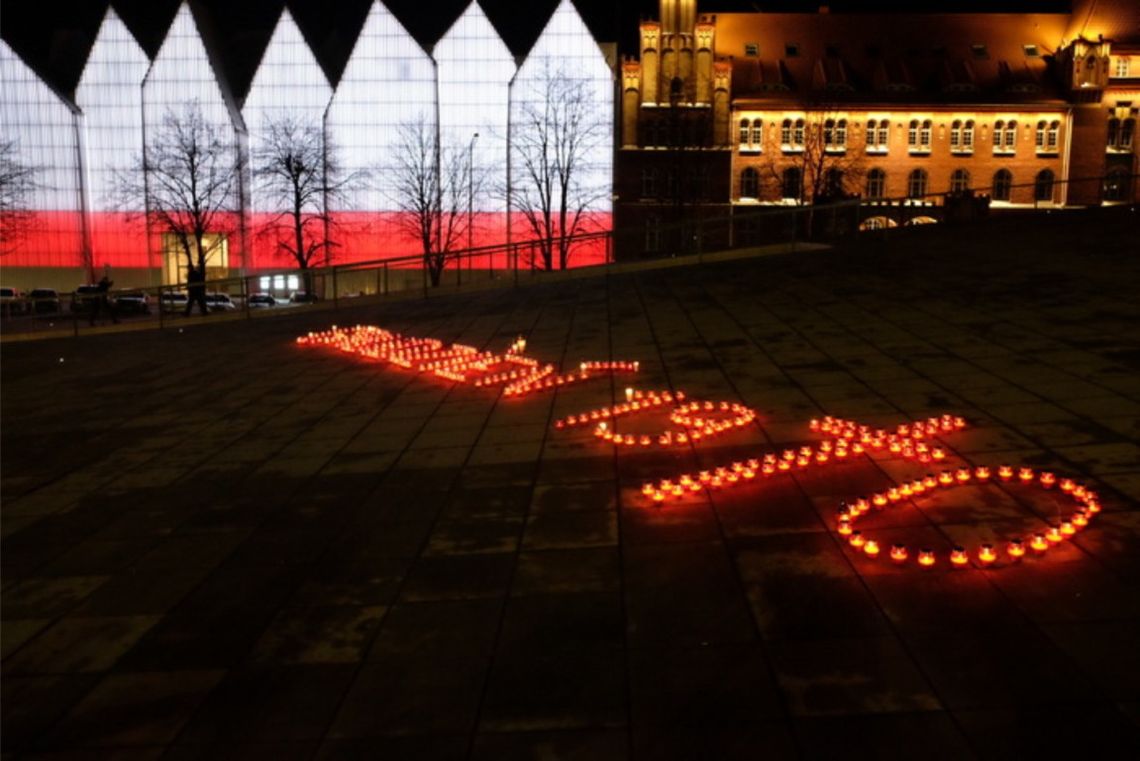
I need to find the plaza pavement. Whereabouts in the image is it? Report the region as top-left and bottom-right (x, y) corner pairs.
(2, 208), (1139, 759)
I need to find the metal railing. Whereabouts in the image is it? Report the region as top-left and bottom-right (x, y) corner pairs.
(1, 172), (1133, 339)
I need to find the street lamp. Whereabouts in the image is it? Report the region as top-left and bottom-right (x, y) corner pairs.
(467, 132), (479, 257)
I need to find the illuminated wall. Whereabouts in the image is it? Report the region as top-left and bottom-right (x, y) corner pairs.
(75, 7), (149, 270)
(0, 40), (86, 269)
(435, 1), (515, 254)
(142, 2), (245, 282)
(325, 0), (437, 259)
(242, 8), (333, 271)
(510, 0), (614, 266)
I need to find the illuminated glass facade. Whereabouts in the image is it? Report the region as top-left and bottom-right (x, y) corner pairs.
(242, 8), (333, 270)
(2, 0), (617, 285)
(325, 0), (437, 257)
(435, 1), (515, 244)
(75, 8), (149, 270)
(510, 0), (615, 265)
(142, 2), (245, 282)
(0, 40), (86, 269)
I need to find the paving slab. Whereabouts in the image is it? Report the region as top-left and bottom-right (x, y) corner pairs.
(3, 209), (1139, 758)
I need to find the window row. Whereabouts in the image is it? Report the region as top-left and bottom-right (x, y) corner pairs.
(737, 167), (1062, 202)
(737, 118), (1061, 155)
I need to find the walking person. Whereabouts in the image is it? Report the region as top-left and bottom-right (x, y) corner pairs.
(89, 270), (119, 326)
(184, 265), (209, 317)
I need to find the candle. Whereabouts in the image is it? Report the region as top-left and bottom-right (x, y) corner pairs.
(918, 549), (936, 567)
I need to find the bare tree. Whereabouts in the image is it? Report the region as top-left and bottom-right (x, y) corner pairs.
(509, 63), (609, 270)
(0, 139), (37, 257)
(116, 101), (242, 276)
(763, 110), (865, 204)
(389, 118), (485, 287)
(252, 115), (359, 290)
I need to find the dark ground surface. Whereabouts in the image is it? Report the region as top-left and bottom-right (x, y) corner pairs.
(3, 209), (1140, 760)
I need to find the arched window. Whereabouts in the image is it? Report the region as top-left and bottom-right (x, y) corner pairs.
(907, 168), (928, 198)
(962, 120), (975, 150)
(1103, 168), (1131, 202)
(740, 167), (760, 198)
(836, 119), (847, 148)
(866, 119), (889, 151)
(793, 118), (805, 146)
(909, 119), (932, 151)
(824, 167), (844, 196)
(1036, 120), (1060, 152)
(1003, 120), (1017, 151)
(781, 118), (792, 145)
(866, 168), (886, 199)
(642, 168), (658, 198)
(782, 167), (803, 200)
(876, 120), (889, 148)
(751, 120), (763, 146)
(950, 119), (963, 150)
(992, 169), (1012, 201)
(739, 118), (750, 146)
(1034, 169), (1054, 202)
(949, 168), (970, 193)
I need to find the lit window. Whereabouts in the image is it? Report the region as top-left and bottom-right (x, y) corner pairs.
(744, 43), (759, 57)
(751, 120), (763, 146)
(1114, 57), (1130, 77)
(793, 118), (805, 146)
(950, 119), (962, 150)
(866, 168), (886, 199)
(739, 118), (750, 145)
(949, 168), (970, 193)
(740, 167), (759, 198)
(287, 274), (299, 291)
(908, 119), (931, 152)
(907, 168), (927, 198)
(259, 276), (271, 290)
(994, 119), (1017, 153)
(992, 169), (1012, 201)
(1036, 120), (1060, 152)
(781, 118), (791, 145)
(963, 120), (974, 150)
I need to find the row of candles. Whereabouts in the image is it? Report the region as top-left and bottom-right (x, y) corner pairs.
(298, 326), (636, 398)
(838, 466), (1100, 567)
(299, 328), (1102, 571)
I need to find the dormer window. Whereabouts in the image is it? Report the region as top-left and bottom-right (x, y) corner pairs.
(785, 43), (799, 58)
(744, 42), (759, 57)
(1024, 44), (1039, 57)
(1115, 58), (1131, 78)
(971, 44), (988, 59)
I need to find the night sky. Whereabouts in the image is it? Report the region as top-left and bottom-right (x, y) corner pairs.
(2, 0), (1073, 98)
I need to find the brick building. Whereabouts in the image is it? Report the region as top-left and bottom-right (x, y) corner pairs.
(616, 0), (1139, 256)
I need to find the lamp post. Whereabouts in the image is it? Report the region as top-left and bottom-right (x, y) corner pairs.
(467, 132), (479, 261)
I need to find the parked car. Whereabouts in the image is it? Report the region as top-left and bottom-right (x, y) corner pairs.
(28, 288), (60, 314)
(160, 291), (189, 312)
(114, 290), (150, 315)
(205, 292), (236, 312)
(1, 287), (28, 316)
(289, 290), (319, 304)
(248, 293), (277, 308)
(70, 285), (103, 313)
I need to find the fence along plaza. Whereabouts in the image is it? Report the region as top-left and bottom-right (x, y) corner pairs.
(299, 325), (1103, 570)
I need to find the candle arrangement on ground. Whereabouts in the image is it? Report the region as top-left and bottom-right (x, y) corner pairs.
(299, 325), (1103, 572)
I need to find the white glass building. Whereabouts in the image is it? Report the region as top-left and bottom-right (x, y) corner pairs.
(0, 40), (86, 271)
(76, 8), (150, 273)
(510, 0), (615, 266)
(0, 0), (615, 287)
(242, 8), (333, 271)
(435, 1), (516, 252)
(325, 0), (437, 258)
(142, 2), (245, 283)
